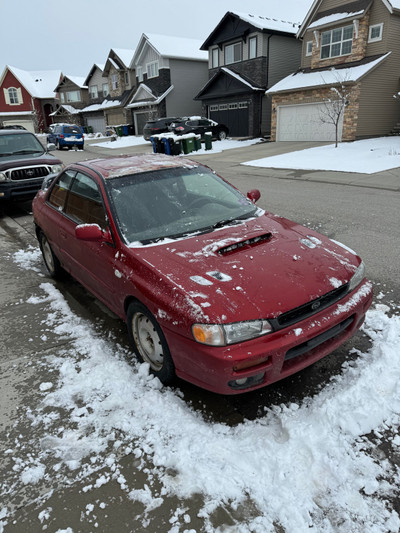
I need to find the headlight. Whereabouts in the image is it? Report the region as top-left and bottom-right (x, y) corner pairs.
(192, 319), (273, 346)
(0, 172), (8, 182)
(348, 261), (365, 292)
(50, 164), (63, 173)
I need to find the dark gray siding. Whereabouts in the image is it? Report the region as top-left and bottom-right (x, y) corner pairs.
(167, 59), (208, 116)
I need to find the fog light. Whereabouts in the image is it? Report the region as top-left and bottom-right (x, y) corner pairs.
(228, 372), (265, 391)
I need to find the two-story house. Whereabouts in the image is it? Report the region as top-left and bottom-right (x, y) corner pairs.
(195, 11), (302, 138)
(267, 0), (400, 141)
(102, 48), (136, 128)
(80, 63), (109, 133)
(127, 33), (208, 135)
(0, 66), (62, 132)
(51, 75), (89, 126)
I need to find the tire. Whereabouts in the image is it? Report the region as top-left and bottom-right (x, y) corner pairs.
(39, 231), (63, 278)
(56, 140), (63, 150)
(127, 302), (175, 384)
(217, 129), (227, 141)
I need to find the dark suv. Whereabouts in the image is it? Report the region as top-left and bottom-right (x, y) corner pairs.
(168, 117), (229, 140)
(47, 123), (84, 150)
(143, 117), (179, 141)
(0, 130), (63, 210)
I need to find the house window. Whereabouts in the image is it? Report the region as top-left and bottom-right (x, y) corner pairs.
(137, 66), (143, 82)
(7, 87), (20, 104)
(368, 23), (383, 42)
(65, 90), (81, 103)
(225, 42), (242, 65)
(306, 40), (313, 56)
(229, 103), (238, 109)
(249, 37), (257, 59)
(102, 83), (109, 97)
(124, 72), (129, 85)
(212, 48), (219, 68)
(146, 61), (159, 78)
(219, 104), (228, 110)
(321, 25), (353, 59)
(210, 105), (219, 111)
(111, 74), (118, 90)
(89, 85), (98, 99)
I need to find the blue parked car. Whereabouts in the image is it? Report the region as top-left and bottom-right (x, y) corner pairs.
(47, 124), (84, 150)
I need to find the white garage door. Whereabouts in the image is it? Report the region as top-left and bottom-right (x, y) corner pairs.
(277, 102), (343, 142)
(2, 119), (35, 133)
(86, 116), (106, 134)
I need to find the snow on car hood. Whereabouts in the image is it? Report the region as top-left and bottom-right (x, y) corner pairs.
(128, 213), (361, 324)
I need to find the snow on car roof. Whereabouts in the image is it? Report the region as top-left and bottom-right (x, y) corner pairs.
(78, 154), (198, 179)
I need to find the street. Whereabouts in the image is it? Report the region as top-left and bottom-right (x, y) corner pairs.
(1, 139), (399, 532)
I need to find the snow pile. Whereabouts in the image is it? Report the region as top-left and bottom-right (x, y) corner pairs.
(5, 249), (400, 531)
(243, 137), (400, 174)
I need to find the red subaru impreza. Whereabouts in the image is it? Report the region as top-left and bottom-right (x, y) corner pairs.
(32, 154), (373, 394)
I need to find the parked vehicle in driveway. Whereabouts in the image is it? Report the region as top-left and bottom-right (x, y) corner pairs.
(169, 117), (229, 140)
(143, 117), (180, 141)
(32, 154), (373, 395)
(0, 129), (63, 211)
(47, 123), (84, 150)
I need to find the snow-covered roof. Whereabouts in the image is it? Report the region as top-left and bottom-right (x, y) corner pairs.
(80, 99), (122, 113)
(230, 11), (300, 34)
(308, 10), (364, 29)
(5, 66), (62, 99)
(127, 85), (174, 108)
(64, 76), (87, 89)
(111, 48), (135, 67)
(266, 53), (390, 94)
(49, 104), (80, 116)
(389, 0), (400, 9)
(220, 68), (264, 91)
(141, 33), (207, 62)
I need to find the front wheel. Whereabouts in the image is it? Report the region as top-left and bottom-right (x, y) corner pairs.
(217, 129), (227, 141)
(127, 302), (175, 384)
(39, 231), (63, 278)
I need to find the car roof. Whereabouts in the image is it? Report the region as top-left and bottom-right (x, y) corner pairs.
(75, 154), (200, 180)
(0, 129), (33, 136)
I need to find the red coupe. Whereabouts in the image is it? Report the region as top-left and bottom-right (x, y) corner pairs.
(32, 154), (373, 394)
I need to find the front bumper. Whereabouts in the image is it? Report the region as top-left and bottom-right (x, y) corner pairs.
(0, 172), (60, 201)
(164, 279), (373, 395)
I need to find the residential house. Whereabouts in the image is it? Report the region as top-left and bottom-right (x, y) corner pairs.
(196, 11), (302, 138)
(267, 0), (400, 141)
(0, 66), (62, 132)
(80, 63), (109, 133)
(51, 75), (89, 126)
(127, 34), (208, 135)
(101, 48), (136, 128)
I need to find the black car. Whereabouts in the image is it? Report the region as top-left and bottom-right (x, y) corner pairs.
(168, 117), (229, 140)
(0, 130), (63, 212)
(0, 125), (27, 130)
(143, 117), (179, 141)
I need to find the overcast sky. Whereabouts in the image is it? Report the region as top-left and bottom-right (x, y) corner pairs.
(1, 0), (313, 77)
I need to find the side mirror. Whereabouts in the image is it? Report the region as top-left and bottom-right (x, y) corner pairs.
(247, 189), (261, 203)
(75, 224), (113, 243)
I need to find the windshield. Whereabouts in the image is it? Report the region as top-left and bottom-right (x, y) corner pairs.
(0, 133), (45, 157)
(107, 166), (258, 244)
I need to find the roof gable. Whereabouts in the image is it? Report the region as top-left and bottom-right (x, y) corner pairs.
(84, 64), (105, 86)
(55, 75), (87, 92)
(0, 66), (62, 99)
(132, 33), (207, 66)
(195, 67), (264, 100)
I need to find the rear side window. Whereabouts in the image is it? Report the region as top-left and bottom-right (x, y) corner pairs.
(48, 170), (76, 210)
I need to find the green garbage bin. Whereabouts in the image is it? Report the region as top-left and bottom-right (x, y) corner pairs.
(194, 135), (202, 151)
(115, 125), (123, 137)
(204, 132), (212, 151)
(182, 136), (194, 154)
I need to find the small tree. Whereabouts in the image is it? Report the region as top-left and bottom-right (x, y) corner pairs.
(319, 71), (352, 147)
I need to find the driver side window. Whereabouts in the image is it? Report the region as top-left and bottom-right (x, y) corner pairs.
(64, 172), (108, 229)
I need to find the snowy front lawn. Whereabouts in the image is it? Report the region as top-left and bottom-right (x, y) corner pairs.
(2, 247), (400, 532)
(243, 137), (400, 174)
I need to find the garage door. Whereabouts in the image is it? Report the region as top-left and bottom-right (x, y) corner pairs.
(277, 103), (343, 142)
(210, 103), (249, 137)
(135, 112), (151, 136)
(2, 119), (35, 133)
(86, 116), (106, 134)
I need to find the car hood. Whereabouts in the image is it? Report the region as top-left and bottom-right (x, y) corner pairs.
(0, 152), (61, 171)
(128, 213), (361, 324)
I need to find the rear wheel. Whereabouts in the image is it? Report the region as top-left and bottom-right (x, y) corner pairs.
(127, 302), (175, 384)
(39, 231), (63, 278)
(217, 129), (227, 141)
(56, 140), (63, 150)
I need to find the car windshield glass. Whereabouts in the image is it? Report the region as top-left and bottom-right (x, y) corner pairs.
(107, 166), (258, 244)
(0, 133), (44, 156)
(64, 126), (81, 134)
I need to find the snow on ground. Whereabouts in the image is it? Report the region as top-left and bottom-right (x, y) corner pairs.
(3, 249), (400, 532)
(92, 135), (262, 154)
(243, 137), (400, 174)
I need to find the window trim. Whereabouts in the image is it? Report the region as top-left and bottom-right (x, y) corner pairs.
(146, 61), (159, 79)
(102, 83), (109, 97)
(225, 41), (242, 65)
(65, 90), (81, 103)
(211, 47), (219, 68)
(111, 73), (118, 90)
(320, 24), (353, 60)
(368, 23), (383, 43)
(306, 40), (313, 56)
(249, 36), (257, 59)
(89, 85), (98, 99)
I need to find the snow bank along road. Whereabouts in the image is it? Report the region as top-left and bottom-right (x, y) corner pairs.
(1, 144), (400, 532)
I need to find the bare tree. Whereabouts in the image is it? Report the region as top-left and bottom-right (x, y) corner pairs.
(319, 71), (352, 148)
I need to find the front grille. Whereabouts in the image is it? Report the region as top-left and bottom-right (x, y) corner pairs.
(270, 283), (349, 330)
(10, 166), (50, 181)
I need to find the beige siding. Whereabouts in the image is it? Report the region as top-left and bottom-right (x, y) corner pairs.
(268, 35), (302, 86)
(357, 14), (400, 137)
(366, 0), (392, 55)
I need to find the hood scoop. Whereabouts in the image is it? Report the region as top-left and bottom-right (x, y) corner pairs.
(217, 233), (272, 255)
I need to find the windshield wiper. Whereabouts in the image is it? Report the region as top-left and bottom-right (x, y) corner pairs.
(212, 211), (257, 230)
